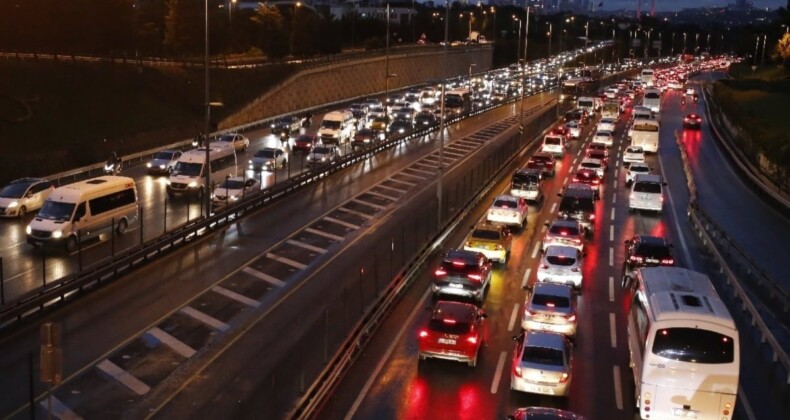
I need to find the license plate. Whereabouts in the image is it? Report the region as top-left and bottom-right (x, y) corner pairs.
(449, 283), (463, 288)
(646, 258), (659, 264)
(438, 338), (457, 345)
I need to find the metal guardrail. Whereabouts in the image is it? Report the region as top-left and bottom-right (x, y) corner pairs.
(674, 131), (790, 391)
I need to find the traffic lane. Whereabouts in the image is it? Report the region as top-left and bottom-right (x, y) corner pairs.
(662, 78), (790, 283)
(0, 94), (550, 417)
(0, 95), (552, 302)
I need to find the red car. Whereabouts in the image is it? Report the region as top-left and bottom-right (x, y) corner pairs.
(418, 300), (487, 367)
(526, 152), (557, 177)
(585, 142), (609, 158)
(572, 168), (602, 199)
(292, 134), (319, 153)
(683, 113), (702, 129)
(586, 149), (609, 171)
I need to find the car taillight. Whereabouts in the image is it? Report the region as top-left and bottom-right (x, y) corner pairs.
(589, 214), (595, 220)
(435, 269), (447, 277)
(661, 258), (674, 265)
(514, 366), (523, 377)
(565, 314), (577, 322)
(630, 255), (644, 263)
(524, 308), (536, 317)
(466, 336), (478, 345)
(559, 372), (570, 383)
(465, 241), (473, 247)
(592, 179), (599, 184)
(630, 194), (635, 200)
(468, 274), (482, 281)
(418, 329), (429, 338)
(560, 231), (567, 236)
(572, 177), (579, 182)
(495, 244), (505, 250)
(452, 261), (466, 267)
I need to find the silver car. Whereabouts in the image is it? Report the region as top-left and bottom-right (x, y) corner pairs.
(510, 331), (573, 396)
(0, 178), (54, 218)
(249, 148), (288, 171)
(146, 150), (182, 175)
(307, 145), (340, 166)
(542, 219), (584, 252)
(537, 245), (584, 289)
(522, 283), (578, 337)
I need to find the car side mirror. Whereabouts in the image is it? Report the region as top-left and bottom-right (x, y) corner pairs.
(479, 313), (488, 319)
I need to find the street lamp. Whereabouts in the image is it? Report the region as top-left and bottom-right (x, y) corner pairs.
(546, 23), (553, 57)
(513, 15), (522, 63)
(437, 0), (450, 225)
(645, 29), (653, 59)
(518, 6), (531, 141)
(683, 32), (687, 54)
(468, 63), (477, 93)
(671, 32), (676, 56)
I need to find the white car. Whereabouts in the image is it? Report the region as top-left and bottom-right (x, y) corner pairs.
(579, 158), (605, 179)
(216, 133), (249, 152)
(626, 162), (650, 185)
(486, 195), (529, 229)
(146, 150), (182, 175)
(623, 145), (645, 165)
(0, 178), (54, 218)
(521, 283), (578, 337)
(511, 331), (573, 396)
(565, 121), (581, 139)
(541, 135), (566, 158)
(249, 147), (288, 171)
(537, 245), (584, 289)
(597, 118), (616, 133)
(212, 177), (260, 207)
(629, 174), (665, 213)
(592, 130), (614, 148)
(307, 145), (340, 166)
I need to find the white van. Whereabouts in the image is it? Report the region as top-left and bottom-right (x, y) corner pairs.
(629, 174), (665, 213)
(318, 110), (355, 144)
(167, 143), (237, 197)
(541, 134), (566, 158)
(577, 96), (596, 115)
(640, 69), (655, 87)
(26, 176), (138, 251)
(642, 88), (662, 114)
(629, 119), (659, 153)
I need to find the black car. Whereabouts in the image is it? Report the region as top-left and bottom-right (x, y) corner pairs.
(270, 116), (302, 136)
(388, 118), (414, 135)
(414, 111), (437, 127)
(622, 235), (674, 285)
(526, 152), (557, 177)
(432, 249), (493, 303)
(352, 128), (383, 148)
(572, 169), (602, 199)
(557, 183), (596, 235)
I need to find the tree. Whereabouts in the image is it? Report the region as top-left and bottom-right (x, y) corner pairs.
(775, 33), (790, 64)
(250, 3), (286, 58)
(164, 0), (204, 54)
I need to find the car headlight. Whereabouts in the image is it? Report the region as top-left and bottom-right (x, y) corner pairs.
(7, 201), (18, 208)
(159, 164), (165, 169)
(321, 157), (327, 161)
(188, 181), (198, 188)
(26, 225), (32, 235)
(52, 230), (62, 239)
(146, 163), (152, 168)
(271, 124), (276, 128)
(229, 196), (239, 202)
(248, 165), (254, 169)
(249, 160), (253, 164)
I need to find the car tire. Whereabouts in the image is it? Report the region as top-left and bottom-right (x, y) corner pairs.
(65, 236), (78, 253)
(116, 218), (128, 235)
(17, 206), (26, 218)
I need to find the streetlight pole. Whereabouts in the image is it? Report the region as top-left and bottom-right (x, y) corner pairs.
(204, 0), (211, 216)
(645, 29), (652, 59)
(437, 0), (449, 225)
(658, 32), (662, 57)
(683, 32), (687, 54)
(513, 16), (522, 63)
(671, 32), (675, 57)
(468, 63), (477, 93)
(547, 23), (552, 58)
(385, 3), (390, 107)
(519, 6), (530, 141)
(760, 34), (767, 67)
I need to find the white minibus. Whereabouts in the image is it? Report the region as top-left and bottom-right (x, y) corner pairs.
(167, 143), (237, 197)
(627, 267), (739, 420)
(26, 176), (139, 251)
(629, 119), (660, 153)
(641, 68), (655, 87)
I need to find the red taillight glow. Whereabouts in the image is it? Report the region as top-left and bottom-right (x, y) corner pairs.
(661, 258), (674, 265)
(559, 372), (570, 383)
(566, 314), (577, 321)
(546, 302), (555, 307)
(630, 255), (644, 262)
(435, 269), (447, 276)
(443, 318), (457, 324)
(468, 274), (482, 281)
(466, 336), (478, 344)
(452, 261), (466, 267)
(560, 231), (567, 236)
(589, 214), (595, 220)
(418, 329), (429, 338)
(514, 366), (523, 377)
(592, 179), (600, 184)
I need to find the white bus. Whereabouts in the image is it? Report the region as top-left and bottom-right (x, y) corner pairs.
(629, 119), (660, 153)
(27, 176), (139, 251)
(167, 143), (237, 197)
(627, 267), (739, 420)
(641, 68), (655, 87)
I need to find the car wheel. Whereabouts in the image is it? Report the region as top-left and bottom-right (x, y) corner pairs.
(17, 206), (26, 218)
(116, 218), (128, 235)
(65, 236), (78, 253)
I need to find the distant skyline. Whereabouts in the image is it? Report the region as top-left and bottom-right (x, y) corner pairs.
(595, 0), (785, 11)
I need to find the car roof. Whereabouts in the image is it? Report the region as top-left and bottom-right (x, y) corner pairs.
(433, 300), (477, 322)
(532, 282), (574, 298)
(532, 152), (554, 159)
(8, 177), (46, 186)
(581, 158), (602, 165)
(545, 245), (579, 258)
(549, 218), (581, 229)
(516, 168), (542, 176)
(564, 183), (594, 194)
(634, 235), (669, 246)
(444, 249), (481, 264)
(474, 222), (504, 232)
(634, 173), (662, 183)
(626, 145), (643, 152)
(494, 195), (519, 202)
(524, 331), (567, 350)
(630, 162), (649, 169)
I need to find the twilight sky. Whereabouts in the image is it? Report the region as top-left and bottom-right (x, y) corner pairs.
(596, 0), (786, 11)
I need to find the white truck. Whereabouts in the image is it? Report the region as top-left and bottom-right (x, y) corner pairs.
(629, 119), (660, 153)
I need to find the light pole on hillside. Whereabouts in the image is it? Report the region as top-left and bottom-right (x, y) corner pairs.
(437, 0), (449, 225)
(513, 15), (522, 63)
(519, 6), (531, 141)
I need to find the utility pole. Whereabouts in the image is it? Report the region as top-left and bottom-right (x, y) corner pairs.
(204, 0), (211, 217)
(519, 6), (531, 141)
(437, 0), (449, 225)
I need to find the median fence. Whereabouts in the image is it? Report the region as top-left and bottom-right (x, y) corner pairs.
(675, 131), (790, 409)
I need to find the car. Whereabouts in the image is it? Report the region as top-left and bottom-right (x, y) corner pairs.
(526, 152), (556, 177)
(564, 109), (589, 125)
(249, 147), (287, 171)
(506, 407), (586, 420)
(146, 150), (182, 175)
(597, 117), (616, 133)
(579, 158), (606, 179)
(367, 106), (387, 119)
(667, 80), (683, 90)
(211, 177), (260, 207)
(510, 331), (573, 396)
(510, 168), (544, 203)
(585, 142), (608, 158)
(369, 116), (390, 132)
(292, 134), (319, 153)
(521, 283), (578, 337)
(564, 120), (581, 139)
(471, 98), (486, 110)
(683, 113), (702, 129)
(352, 128), (384, 148)
(418, 300), (487, 367)
(571, 168), (602, 199)
(414, 110), (437, 127)
(622, 235), (675, 285)
(542, 219), (584, 252)
(306, 144), (340, 166)
(685, 86), (695, 96)
(388, 118), (413, 135)
(629, 173), (665, 213)
(0, 178), (54, 218)
(392, 106), (414, 121)
(557, 183), (596, 234)
(625, 162), (650, 185)
(586, 149), (609, 172)
(537, 245), (584, 289)
(486, 195), (529, 229)
(541, 134), (566, 158)
(216, 132), (249, 152)
(463, 222), (512, 264)
(623, 145), (645, 164)
(270, 116), (302, 136)
(550, 125), (571, 140)
(432, 249), (493, 303)
(592, 130), (614, 147)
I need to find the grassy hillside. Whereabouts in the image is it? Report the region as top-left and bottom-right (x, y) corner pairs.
(0, 60), (294, 183)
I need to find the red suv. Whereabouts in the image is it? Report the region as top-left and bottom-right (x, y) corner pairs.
(418, 300), (487, 367)
(432, 249), (493, 303)
(526, 152), (557, 177)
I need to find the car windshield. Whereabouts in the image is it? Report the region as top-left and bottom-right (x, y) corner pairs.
(630, 165), (649, 173)
(0, 182), (31, 198)
(579, 100), (593, 107)
(546, 255), (576, 266)
(521, 345), (565, 366)
(153, 152), (174, 160)
(493, 199), (517, 209)
(633, 182), (661, 193)
(274, 117), (291, 125)
(549, 225), (580, 236)
(560, 196), (594, 212)
(428, 319), (471, 335)
(645, 92), (660, 99)
(532, 294), (571, 309)
(544, 137), (561, 145)
(652, 328), (734, 364)
(296, 136), (313, 143)
(513, 173), (539, 185)
(321, 120), (341, 130)
(635, 243), (672, 258)
(627, 146), (643, 153)
(580, 162), (600, 170)
(312, 146), (332, 155)
(218, 180), (244, 189)
(37, 200), (75, 222)
(218, 134), (236, 142)
(172, 162), (202, 177)
(471, 229), (500, 241)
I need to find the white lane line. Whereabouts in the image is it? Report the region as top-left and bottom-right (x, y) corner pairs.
(609, 247), (614, 267)
(96, 359), (151, 395)
(613, 365), (624, 410)
(611, 208), (615, 221)
(146, 327), (197, 358)
(612, 194), (617, 204)
(572, 158), (578, 165)
(324, 216), (360, 229)
(40, 396), (83, 420)
(376, 183), (407, 193)
(550, 202), (557, 213)
(346, 289), (431, 420)
(576, 149), (582, 156)
(387, 177), (415, 187)
(612, 180), (617, 189)
(531, 242), (541, 259)
(405, 166), (434, 176)
(609, 225), (614, 241)
(266, 252), (308, 270)
(508, 304), (520, 332)
(614, 168), (619, 177)
(3, 268), (35, 284)
(337, 206), (374, 220)
(609, 276), (615, 302)
(179, 306), (231, 332)
(286, 239), (328, 254)
(521, 268), (532, 289)
(365, 190), (398, 201)
(242, 266), (286, 287)
(490, 351), (508, 394)
(352, 198), (386, 210)
(609, 313), (617, 348)
(305, 227), (343, 241)
(656, 153), (695, 270)
(212, 285), (261, 307)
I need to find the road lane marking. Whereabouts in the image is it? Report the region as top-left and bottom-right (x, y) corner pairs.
(611, 208), (615, 221)
(96, 359), (151, 395)
(613, 365), (624, 410)
(612, 194), (617, 204)
(572, 158), (578, 165)
(336, 206), (374, 219)
(521, 268), (532, 289)
(352, 198), (386, 210)
(324, 216), (360, 229)
(531, 243), (541, 259)
(508, 304), (520, 332)
(146, 327), (197, 358)
(304, 228), (343, 241)
(550, 202), (557, 213)
(609, 226), (614, 241)
(609, 313), (617, 348)
(179, 306), (230, 332)
(286, 239), (328, 254)
(614, 169), (619, 177)
(40, 396), (82, 420)
(490, 351), (508, 394)
(212, 285), (261, 307)
(609, 276), (615, 302)
(242, 266), (286, 287)
(266, 252), (308, 270)
(365, 190), (398, 201)
(609, 247), (614, 267)
(656, 153), (695, 270)
(346, 289), (430, 420)
(612, 180), (617, 189)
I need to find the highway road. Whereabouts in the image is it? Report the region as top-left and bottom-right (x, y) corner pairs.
(318, 81), (787, 420)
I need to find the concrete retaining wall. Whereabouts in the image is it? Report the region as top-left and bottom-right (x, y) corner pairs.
(219, 45), (493, 129)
